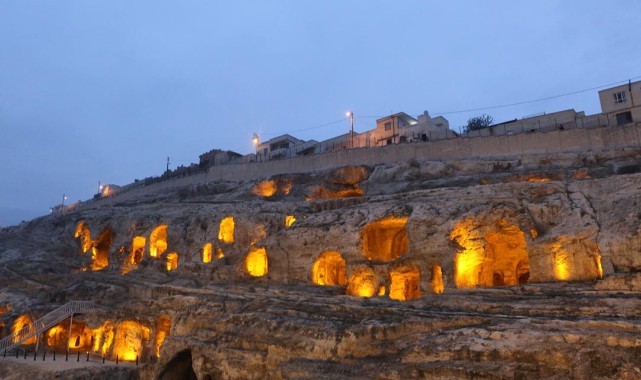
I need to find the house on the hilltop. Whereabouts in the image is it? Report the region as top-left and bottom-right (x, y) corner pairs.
(256, 134), (309, 160)
(599, 80), (641, 126)
(360, 111), (453, 147)
(199, 149), (243, 168)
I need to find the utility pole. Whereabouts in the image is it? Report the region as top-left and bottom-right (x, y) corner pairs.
(60, 194), (67, 214)
(346, 112), (354, 148)
(165, 157), (170, 179)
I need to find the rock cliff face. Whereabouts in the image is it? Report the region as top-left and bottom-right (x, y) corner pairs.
(2, 149), (641, 379)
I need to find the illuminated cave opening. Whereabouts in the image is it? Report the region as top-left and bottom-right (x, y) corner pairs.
(219, 216), (235, 244)
(113, 320), (150, 362)
(154, 316), (171, 358)
(90, 227), (112, 271)
(203, 243), (212, 263)
(430, 265), (444, 294)
(46, 321), (93, 352)
(12, 314), (36, 345)
(285, 215), (296, 228)
(245, 247), (268, 277)
(346, 267), (378, 298)
(312, 251), (347, 286)
(150, 225), (168, 258)
(451, 219), (530, 288)
(252, 180), (277, 197)
(122, 236), (146, 275)
(166, 252), (179, 271)
(157, 349), (198, 380)
(92, 321), (115, 356)
(362, 217), (409, 263)
(75, 221), (93, 253)
(216, 248), (225, 259)
(389, 265), (421, 301)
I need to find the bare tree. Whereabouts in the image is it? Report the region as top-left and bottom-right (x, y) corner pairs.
(464, 114), (494, 132)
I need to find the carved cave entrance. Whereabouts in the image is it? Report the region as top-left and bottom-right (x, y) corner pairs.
(362, 217), (409, 263)
(312, 251), (347, 286)
(452, 219), (530, 288)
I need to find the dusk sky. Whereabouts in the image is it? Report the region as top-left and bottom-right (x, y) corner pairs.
(1, 1), (640, 226)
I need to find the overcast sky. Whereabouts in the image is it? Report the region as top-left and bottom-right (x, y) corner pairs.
(1, 1), (640, 226)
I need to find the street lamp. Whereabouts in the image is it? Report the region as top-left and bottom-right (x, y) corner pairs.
(60, 194), (68, 214)
(346, 111), (354, 148)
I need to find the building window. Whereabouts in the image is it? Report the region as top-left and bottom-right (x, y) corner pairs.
(384, 122), (392, 131)
(616, 111), (633, 126)
(613, 91), (627, 104)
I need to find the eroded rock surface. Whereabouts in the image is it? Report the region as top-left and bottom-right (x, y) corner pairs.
(2, 149), (641, 379)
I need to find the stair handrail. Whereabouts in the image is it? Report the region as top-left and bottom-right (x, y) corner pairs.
(0, 301), (95, 353)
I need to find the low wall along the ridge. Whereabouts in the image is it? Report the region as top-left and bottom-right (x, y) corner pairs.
(88, 123), (641, 206)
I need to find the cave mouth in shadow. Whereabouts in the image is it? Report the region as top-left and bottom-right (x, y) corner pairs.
(157, 349), (197, 380)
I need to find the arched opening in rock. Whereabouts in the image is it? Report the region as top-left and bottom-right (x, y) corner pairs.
(113, 320), (150, 361)
(90, 228), (112, 271)
(131, 236), (146, 265)
(12, 314), (35, 345)
(362, 217), (409, 263)
(389, 265), (421, 301)
(285, 215), (296, 228)
(166, 253), (179, 271)
(245, 247), (268, 277)
(312, 251), (347, 286)
(154, 316), (171, 358)
(75, 221), (93, 253)
(218, 216), (235, 244)
(46, 321), (93, 351)
(252, 180), (277, 197)
(202, 243), (212, 263)
(92, 321), (115, 356)
(150, 225), (168, 258)
(430, 265), (444, 294)
(157, 349), (198, 380)
(452, 219), (530, 288)
(346, 268), (378, 298)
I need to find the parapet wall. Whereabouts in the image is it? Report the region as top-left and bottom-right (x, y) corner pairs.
(204, 123), (641, 182)
(87, 123), (641, 207)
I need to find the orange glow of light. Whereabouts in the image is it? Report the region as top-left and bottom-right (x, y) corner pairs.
(75, 221), (93, 253)
(451, 218), (530, 288)
(362, 217), (409, 263)
(219, 217), (235, 243)
(307, 185), (364, 201)
(166, 252), (179, 271)
(202, 243), (212, 263)
(280, 179), (293, 195)
(90, 228), (112, 271)
(122, 236), (146, 275)
(312, 251), (347, 286)
(92, 321), (115, 356)
(154, 316), (171, 358)
(252, 180), (277, 197)
(47, 321), (92, 350)
(431, 265), (444, 294)
(216, 248), (225, 259)
(112, 321), (150, 362)
(389, 266), (421, 301)
(596, 254), (604, 279)
(149, 225), (168, 258)
(285, 215), (296, 228)
(378, 286), (386, 296)
(346, 268), (378, 298)
(12, 314), (36, 345)
(245, 247), (268, 277)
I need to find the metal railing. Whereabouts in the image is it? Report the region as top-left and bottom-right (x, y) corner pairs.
(0, 301), (95, 354)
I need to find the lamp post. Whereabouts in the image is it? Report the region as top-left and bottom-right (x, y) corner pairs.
(346, 111), (354, 148)
(60, 194), (68, 214)
(252, 133), (260, 160)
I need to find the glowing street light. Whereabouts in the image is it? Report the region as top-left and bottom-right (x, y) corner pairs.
(346, 111), (354, 148)
(252, 133), (260, 155)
